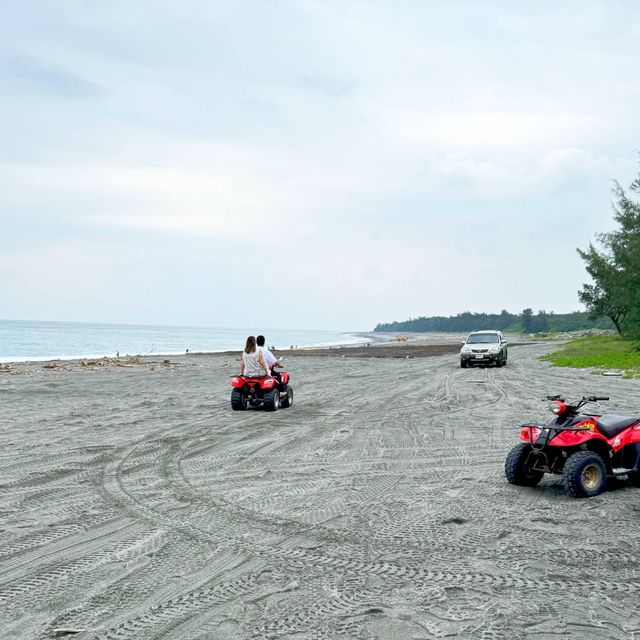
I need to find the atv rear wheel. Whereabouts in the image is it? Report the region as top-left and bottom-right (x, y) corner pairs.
(281, 387), (293, 408)
(231, 389), (247, 411)
(563, 451), (607, 498)
(505, 443), (544, 487)
(263, 388), (280, 412)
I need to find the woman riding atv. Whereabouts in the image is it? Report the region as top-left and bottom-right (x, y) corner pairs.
(240, 335), (271, 378)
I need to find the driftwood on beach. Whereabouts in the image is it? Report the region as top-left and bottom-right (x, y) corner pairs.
(37, 356), (186, 372)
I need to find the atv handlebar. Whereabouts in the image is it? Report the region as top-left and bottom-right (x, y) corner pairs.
(545, 394), (608, 403)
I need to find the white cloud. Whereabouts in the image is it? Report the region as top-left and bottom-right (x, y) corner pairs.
(1, 1), (639, 328)
(389, 111), (596, 153)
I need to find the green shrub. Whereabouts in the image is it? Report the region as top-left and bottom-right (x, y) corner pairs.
(541, 336), (640, 371)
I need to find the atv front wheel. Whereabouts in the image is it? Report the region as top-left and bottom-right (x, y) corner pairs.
(281, 387), (293, 408)
(231, 389), (247, 411)
(563, 451), (607, 498)
(505, 443), (543, 487)
(263, 389), (280, 412)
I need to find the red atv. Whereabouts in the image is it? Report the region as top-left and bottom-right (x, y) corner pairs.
(230, 371), (293, 411)
(505, 395), (640, 498)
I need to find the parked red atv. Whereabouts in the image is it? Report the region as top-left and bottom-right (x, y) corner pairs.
(505, 395), (640, 498)
(230, 371), (293, 411)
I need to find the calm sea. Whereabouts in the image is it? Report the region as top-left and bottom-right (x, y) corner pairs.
(0, 319), (370, 362)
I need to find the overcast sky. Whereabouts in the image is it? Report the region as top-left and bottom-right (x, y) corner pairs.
(1, 1), (639, 330)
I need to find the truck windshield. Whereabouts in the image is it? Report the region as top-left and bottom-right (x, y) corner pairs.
(467, 334), (500, 344)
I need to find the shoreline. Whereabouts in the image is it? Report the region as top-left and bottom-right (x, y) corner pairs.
(0, 332), (540, 369)
(0, 328), (551, 366)
(0, 341), (463, 372)
(0, 331), (385, 366)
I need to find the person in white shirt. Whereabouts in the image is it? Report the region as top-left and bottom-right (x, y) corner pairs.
(256, 335), (283, 382)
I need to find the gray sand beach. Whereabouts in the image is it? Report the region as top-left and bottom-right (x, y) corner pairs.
(2, 342), (640, 639)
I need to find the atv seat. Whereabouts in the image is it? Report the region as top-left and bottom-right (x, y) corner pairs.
(596, 414), (639, 439)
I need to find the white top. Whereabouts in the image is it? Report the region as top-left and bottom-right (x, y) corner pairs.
(258, 346), (277, 369)
(242, 350), (266, 377)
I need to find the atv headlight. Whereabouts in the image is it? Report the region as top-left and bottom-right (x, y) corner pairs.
(548, 400), (567, 416)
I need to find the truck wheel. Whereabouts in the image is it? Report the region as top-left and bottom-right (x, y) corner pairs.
(460, 360), (468, 369)
(263, 389), (280, 412)
(231, 389), (247, 411)
(563, 451), (607, 498)
(505, 443), (543, 486)
(281, 387), (293, 408)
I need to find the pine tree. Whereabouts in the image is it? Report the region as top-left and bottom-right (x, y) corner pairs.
(578, 169), (640, 338)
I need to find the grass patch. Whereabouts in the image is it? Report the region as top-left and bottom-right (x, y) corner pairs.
(541, 336), (640, 375)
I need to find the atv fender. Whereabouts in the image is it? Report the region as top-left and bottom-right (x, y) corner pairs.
(519, 426), (608, 449)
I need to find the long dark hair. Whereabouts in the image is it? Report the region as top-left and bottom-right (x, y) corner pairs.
(244, 336), (256, 354)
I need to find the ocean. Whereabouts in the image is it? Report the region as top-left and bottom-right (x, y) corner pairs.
(0, 319), (370, 363)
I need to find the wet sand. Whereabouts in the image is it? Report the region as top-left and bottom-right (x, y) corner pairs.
(280, 343), (461, 358)
(2, 343), (640, 639)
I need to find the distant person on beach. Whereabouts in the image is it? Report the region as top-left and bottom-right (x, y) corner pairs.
(256, 335), (283, 382)
(240, 336), (271, 377)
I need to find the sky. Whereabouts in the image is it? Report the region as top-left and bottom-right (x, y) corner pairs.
(1, 0), (639, 331)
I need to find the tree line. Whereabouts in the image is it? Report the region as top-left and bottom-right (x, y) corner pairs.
(374, 310), (613, 334)
(578, 166), (640, 341)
